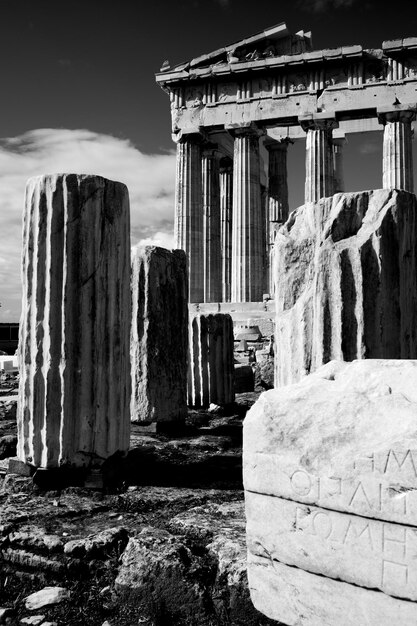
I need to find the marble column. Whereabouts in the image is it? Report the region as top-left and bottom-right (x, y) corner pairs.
(378, 108), (416, 192)
(220, 157), (233, 302)
(231, 125), (264, 302)
(202, 146), (221, 302)
(332, 135), (346, 193)
(131, 246), (188, 425)
(300, 115), (338, 203)
(266, 138), (291, 294)
(188, 313), (235, 408)
(17, 174), (131, 470)
(174, 133), (204, 302)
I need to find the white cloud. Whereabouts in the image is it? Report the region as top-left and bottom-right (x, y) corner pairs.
(0, 128), (176, 321)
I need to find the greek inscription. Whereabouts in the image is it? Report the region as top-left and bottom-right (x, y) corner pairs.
(383, 449), (417, 477)
(290, 470), (312, 496)
(311, 511), (333, 540)
(342, 519), (373, 549)
(382, 524), (406, 560)
(354, 454), (375, 473)
(382, 559), (408, 588)
(348, 481), (372, 510)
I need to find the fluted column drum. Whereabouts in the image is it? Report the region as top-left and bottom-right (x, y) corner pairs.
(17, 174), (131, 469)
(175, 134), (204, 302)
(131, 246), (188, 424)
(188, 313), (235, 408)
(231, 127), (264, 302)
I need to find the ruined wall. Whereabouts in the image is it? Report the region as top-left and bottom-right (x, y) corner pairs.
(274, 189), (417, 386)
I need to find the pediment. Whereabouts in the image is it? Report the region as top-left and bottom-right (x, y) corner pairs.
(159, 22), (313, 74)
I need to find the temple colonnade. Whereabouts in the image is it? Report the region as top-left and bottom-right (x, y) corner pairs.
(175, 107), (416, 303)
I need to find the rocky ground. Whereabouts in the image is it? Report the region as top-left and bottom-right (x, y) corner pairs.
(0, 369), (279, 626)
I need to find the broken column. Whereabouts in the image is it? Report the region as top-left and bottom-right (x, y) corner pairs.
(378, 106), (416, 192)
(274, 189), (417, 387)
(17, 174), (131, 470)
(131, 246), (188, 424)
(188, 313), (234, 408)
(244, 359), (417, 626)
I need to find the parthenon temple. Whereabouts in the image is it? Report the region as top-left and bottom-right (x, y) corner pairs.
(155, 22), (417, 303)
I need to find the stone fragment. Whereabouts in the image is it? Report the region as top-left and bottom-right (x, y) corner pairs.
(131, 246), (188, 424)
(274, 189), (417, 386)
(17, 174), (131, 469)
(20, 617), (45, 626)
(188, 314), (235, 408)
(24, 587), (70, 610)
(244, 359), (417, 624)
(0, 608), (14, 624)
(0, 435), (16, 459)
(63, 526), (128, 559)
(233, 364), (254, 393)
(115, 527), (207, 622)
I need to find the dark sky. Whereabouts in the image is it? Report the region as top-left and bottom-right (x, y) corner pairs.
(1, 0), (416, 153)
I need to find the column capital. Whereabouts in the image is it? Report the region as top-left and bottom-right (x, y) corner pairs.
(225, 122), (265, 138)
(172, 127), (208, 144)
(377, 105), (417, 125)
(299, 113), (339, 133)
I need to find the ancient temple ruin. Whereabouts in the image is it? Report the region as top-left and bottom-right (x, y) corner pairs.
(156, 22), (417, 303)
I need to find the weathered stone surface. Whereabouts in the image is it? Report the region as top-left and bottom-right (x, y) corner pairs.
(63, 526), (128, 559)
(248, 553), (417, 626)
(20, 616), (45, 625)
(244, 359), (417, 623)
(24, 587), (70, 611)
(115, 527), (207, 622)
(188, 314), (235, 408)
(17, 174), (131, 469)
(131, 246), (188, 423)
(274, 189), (417, 386)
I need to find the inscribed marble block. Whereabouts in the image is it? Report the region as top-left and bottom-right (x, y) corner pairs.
(243, 359), (417, 625)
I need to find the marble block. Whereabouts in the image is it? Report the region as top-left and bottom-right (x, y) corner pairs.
(244, 359), (417, 624)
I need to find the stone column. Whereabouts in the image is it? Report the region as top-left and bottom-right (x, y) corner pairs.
(202, 146), (221, 302)
(332, 134), (346, 193)
(378, 107), (416, 192)
(188, 313), (235, 408)
(131, 246), (188, 426)
(230, 125), (264, 302)
(220, 157), (233, 302)
(17, 174), (131, 470)
(265, 138), (291, 294)
(300, 115), (338, 203)
(174, 132), (204, 302)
